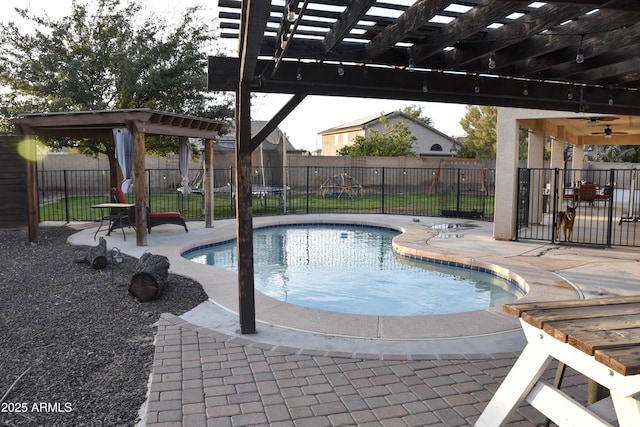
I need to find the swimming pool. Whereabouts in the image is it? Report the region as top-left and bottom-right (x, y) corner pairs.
(183, 224), (524, 316)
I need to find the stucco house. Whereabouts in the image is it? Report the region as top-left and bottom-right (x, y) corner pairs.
(318, 111), (462, 157)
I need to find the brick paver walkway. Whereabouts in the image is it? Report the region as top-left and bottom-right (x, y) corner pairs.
(143, 314), (588, 427)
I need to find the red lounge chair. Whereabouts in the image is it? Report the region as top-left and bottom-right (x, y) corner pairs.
(112, 188), (188, 234)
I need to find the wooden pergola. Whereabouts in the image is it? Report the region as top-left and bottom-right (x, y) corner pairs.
(12, 109), (224, 245)
(209, 1), (640, 334)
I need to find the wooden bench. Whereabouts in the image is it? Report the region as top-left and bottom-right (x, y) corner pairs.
(476, 296), (640, 426)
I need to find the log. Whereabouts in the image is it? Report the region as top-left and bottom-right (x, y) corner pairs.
(128, 253), (169, 302)
(75, 237), (108, 269)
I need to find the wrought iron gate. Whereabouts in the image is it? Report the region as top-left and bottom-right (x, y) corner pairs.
(516, 168), (639, 247)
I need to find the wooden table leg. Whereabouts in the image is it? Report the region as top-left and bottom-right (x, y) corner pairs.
(611, 392), (640, 427)
(475, 344), (553, 427)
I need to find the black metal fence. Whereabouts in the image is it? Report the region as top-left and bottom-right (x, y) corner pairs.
(516, 168), (639, 247)
(38, 166), (495, 223)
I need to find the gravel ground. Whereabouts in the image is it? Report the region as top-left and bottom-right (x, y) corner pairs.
(0, 226), (207, 426)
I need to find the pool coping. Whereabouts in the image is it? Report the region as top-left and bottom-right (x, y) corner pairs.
(148, 214), (580, 340)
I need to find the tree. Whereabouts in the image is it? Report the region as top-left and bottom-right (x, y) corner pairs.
(337, 114), (417, 157)
(402, 104), (433, 127)
(0, 0), (233, 189)
(584, 145), (638, 162)
(457, 105), (497, 159)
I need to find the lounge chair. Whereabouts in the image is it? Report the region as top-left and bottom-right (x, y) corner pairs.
(112, 188), (188, 234)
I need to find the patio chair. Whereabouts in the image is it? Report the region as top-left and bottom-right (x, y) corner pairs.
(577, 183), (597, 206)
(106, 190), (135, 235)
(112, 188), (188, 234)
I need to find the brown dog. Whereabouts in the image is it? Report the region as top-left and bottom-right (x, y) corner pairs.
(556, 206), (576, 241)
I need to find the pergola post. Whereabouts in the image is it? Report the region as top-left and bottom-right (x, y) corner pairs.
(236, 82), (256, 334)
(130, 120), (148, 247)
(22, 127), (40, 243)
(204, 138), (214, 228)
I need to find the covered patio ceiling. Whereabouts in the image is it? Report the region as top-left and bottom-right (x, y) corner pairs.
(210, 0), (640, 116)
(527, 114), (640, 145)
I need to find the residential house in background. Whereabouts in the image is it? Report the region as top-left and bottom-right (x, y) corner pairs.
(318, 111), (462, 156)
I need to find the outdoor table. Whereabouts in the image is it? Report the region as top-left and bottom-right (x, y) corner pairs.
(476, 296), (640, 427)
(91, 203), (135, 241)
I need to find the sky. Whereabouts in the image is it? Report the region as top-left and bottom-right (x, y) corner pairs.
(0, 0), (468, 152)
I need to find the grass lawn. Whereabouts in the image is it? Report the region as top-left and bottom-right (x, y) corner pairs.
(39, 191), (494, 222)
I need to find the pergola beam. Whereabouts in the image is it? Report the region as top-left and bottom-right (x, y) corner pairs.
(410, 0), (531, 63)
(208, 56), (640, 115)
(322, 0), (376, 54)
(366, 0), (453, 60)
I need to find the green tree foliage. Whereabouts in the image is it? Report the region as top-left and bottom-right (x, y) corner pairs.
(457, 105), (497, 159)
(518, 128), (529, 160)
(0, 0), (233, 187)
(584, 145), (638, 162)
(401, 104), (433, 127)
(337, 115), (417, 157)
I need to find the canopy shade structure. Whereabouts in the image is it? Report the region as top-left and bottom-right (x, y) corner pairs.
(12, 109), (224, 245)
(211, 0), (640, 115)
(12, 109), (224, 139)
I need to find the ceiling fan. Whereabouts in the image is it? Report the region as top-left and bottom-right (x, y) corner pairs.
(592, 124), (628, 139)
(569, 116), (620, 127)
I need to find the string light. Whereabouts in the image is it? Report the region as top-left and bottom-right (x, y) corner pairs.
(608, 94), (614, 105)
(286, 2), (296, 23)
(408, 57), (415, 72)
(523, 82), (529, 96)
(337, 62), (344, 76)
(576, 34), (585, 64)
(422, 79), (428, 93)
(567, 88), (573, 100)
(296, 61), (302, 81)
(488, 51), (496, 70)
(474, 79), (480, 93)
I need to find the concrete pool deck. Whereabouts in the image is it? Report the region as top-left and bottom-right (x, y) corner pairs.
(67, 213), (640, 347)
(66, 214), (640, 425)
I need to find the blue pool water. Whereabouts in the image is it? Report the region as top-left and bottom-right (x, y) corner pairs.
(183, 224), (524, 316)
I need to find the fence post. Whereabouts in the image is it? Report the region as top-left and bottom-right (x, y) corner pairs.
(230, 165), (234, 217)
(63, 170), (70, 223)
(306, 166), (310, 214)
(263, 167), (267, 213)
(456, 168), (461, 214)
(147, 169), (152, 208)
(381, 168), (385, 214)
(606, 168), (616, 247)
(515, 168), (521, 240)
(551, 168), (559, 242)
